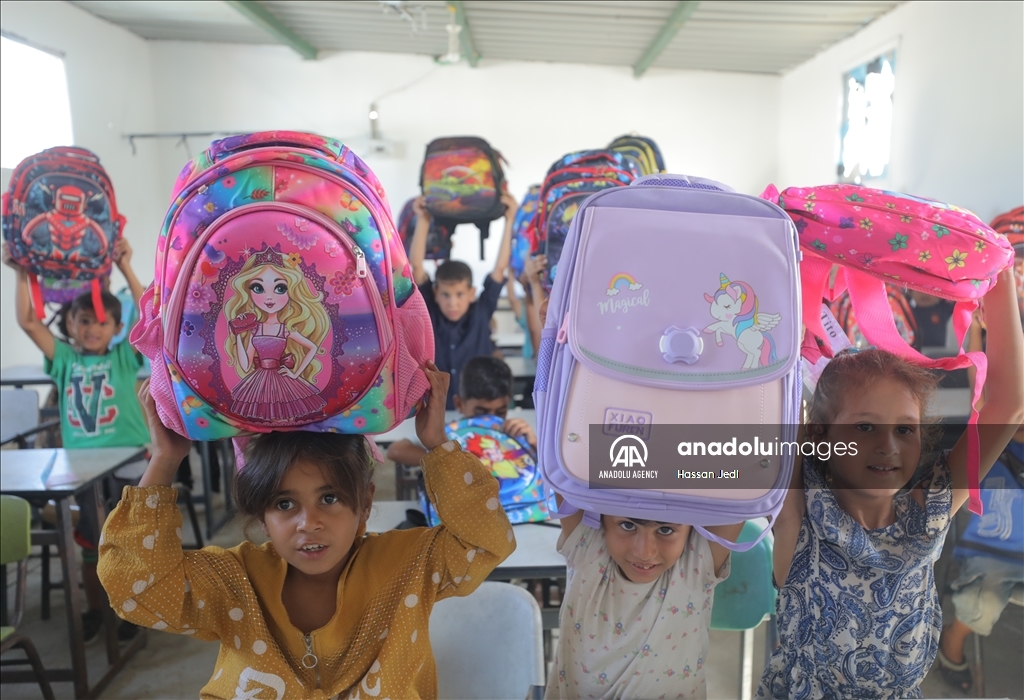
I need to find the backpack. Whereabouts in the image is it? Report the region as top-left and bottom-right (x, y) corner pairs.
(131, 131), (433, 440)
(534, 174), (800, 551)
(509, 185), (541, 282)
(420, 137), (507, 260)
(532, 150), (636, 290)
(418, 415), (554, 526)
(396, 197), (453, 260)
(2, 146), (124, 321)
(763, 184), (1016, 514)
(830, 284), (917, 349)
(607, 134), (666, 176)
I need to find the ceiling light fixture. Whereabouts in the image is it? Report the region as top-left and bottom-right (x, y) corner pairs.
(436, 4), (462, 65)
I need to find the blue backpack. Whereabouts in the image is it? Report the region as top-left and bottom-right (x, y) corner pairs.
(510, 185), (540, 282)
(419, 415), (553, 525)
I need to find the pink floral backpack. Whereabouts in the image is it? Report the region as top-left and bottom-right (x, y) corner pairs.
(763, 184), (1015, 513)
(132, 132), (433, 441)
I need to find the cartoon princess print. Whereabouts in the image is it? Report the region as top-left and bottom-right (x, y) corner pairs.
(223, 247), (329, 422)
(703, 273), (781, 370)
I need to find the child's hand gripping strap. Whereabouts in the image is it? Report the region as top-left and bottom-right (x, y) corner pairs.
(844, 270), (986, 514)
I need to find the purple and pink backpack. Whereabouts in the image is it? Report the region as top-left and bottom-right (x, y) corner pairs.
(2, 146), (124, 321)
(132, 131), (433, 440)
(535, 174), (801, 551)
(763, 184), (1016, 514)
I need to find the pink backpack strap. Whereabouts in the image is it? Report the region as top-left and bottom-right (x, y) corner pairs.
(845, 270), (986, 514)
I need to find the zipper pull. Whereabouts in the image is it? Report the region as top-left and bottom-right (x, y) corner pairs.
(353, 246), (368, 278)
(301, 633), (318, 670)
(556, 311), (570, 344)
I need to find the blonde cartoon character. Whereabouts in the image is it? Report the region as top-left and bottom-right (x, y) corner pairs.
(224, 247), (329, 422)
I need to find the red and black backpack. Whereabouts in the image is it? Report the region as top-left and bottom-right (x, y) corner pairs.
(2, 146), (124, 321)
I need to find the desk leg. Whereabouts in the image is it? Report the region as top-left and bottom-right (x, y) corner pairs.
(55, 498), (89, 699)
(93, 482), (121, 665)
(201, 441), (214, 540)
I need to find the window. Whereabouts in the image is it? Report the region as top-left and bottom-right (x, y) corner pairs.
(838, 50), (895, 184)
(1, 35), (74, 169)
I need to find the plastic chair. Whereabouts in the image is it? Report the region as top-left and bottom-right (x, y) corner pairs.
(0, 389), (56, 448)
(430, 581), (545, 700)
(1, 495), (55, 699)
(710, 519), (776, 700)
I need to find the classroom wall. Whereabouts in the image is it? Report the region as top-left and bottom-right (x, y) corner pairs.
(145, 42), (782, 287)
(778, 0), (1024, 221)
(0, 0), (164, 369)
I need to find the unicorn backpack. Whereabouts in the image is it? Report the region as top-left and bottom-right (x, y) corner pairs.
(132, 131), (433, 440)
(509, 185), (541, 282)
(2, 146), (124, 321)
(763, 184), (1016, 513)
(418, 415), (553, 526)
(534, 174), (800, 551)
(396, 197), (453, 260)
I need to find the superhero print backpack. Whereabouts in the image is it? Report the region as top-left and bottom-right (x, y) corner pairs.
(131, 131), (433, 440)
(419, 414), (553, 526)
(2, 146), (124, 321)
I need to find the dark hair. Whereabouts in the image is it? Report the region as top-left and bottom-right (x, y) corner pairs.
(234, 432), (374, 521)
(459, 356), (512, 401)
(808, 348), (940, 455)
(58, 290), (122, 339)
(435, 260), (473, 286)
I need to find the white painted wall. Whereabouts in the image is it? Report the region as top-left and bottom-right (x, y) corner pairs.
(0, 0), (164, 369)
(145, 42), (781, 287)
(778, 0), (1024, 221)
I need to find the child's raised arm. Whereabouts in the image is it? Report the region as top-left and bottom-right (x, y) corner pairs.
(489, 193), (517, 284)
(415, 362), (516, 597)
(771, 425), (806, 588)
(4, 243), (56, 361)
(948, 267), (1024, 512)
(409, 196), (431, 287)
(113, 239), (146, 308)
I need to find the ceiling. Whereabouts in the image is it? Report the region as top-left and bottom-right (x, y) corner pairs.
(71, 0), (901, 75)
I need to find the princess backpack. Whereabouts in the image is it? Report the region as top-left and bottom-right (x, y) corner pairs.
(763, 184), (1016, 513)
(418, 415), (554, 526)
(132, 132), (433, 440)
(534, 174), (801, 551)
(2, 146), (124, 321)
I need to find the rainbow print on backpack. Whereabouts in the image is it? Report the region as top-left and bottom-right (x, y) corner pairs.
(132, 132), (433, 441)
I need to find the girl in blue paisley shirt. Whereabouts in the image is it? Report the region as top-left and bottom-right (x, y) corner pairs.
(759, 268), (1022, 699)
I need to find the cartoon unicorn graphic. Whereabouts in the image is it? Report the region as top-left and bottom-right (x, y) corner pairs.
(703, 273), (781, 369)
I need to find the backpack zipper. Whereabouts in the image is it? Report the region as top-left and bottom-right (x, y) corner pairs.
(301, 633), (320, 689)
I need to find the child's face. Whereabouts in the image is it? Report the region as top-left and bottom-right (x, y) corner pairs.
(435, 279), (474, 322)
(262, 460), (373, 580)
(602, 516), (691, 584)
(248, 266), (289, 315)
(66, 308), (121, 354)
(455, 395), (510, 419)
(820, 377), (923, 499)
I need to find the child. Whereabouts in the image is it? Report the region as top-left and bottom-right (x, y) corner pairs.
(98, 362), (516, 698)
(547, 505), (743, 697)
(410, 195), (518, 409)
(759, 268), (1023, 699)
(521, 253), (548, 358)
(387, 355), (534, 466)
(5, 239), (146, 643)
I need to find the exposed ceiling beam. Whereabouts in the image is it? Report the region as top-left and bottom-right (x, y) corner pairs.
(633, 0), (700, 77)
(448, 1), (480, 67)
(225, 0), (318, 60)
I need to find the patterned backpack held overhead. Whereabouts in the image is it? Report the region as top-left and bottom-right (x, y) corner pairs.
(420, 136), (507, 260)
(532, 150), (637, 290)
(2, 146), (124, 321)
(132, 131), (434, 441)
(396, 197), (453, 260)
(535, 174), (801, 551)
(418, 415), (553, 526)
(762, 184), (1016, 514)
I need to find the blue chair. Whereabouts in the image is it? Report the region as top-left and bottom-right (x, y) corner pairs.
(710, 519), (777, 700)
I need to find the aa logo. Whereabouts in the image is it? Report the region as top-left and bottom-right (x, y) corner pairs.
(609, 434), (648, 468)
(67, 371), (117, 435)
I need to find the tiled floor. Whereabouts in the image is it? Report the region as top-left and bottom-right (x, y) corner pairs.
(2, 458), (1022, 699)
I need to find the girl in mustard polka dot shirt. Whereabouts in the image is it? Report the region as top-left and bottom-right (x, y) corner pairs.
(98, 362), (515, 699)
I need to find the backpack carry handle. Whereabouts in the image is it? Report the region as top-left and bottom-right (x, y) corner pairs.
(208, 131), (343, 164)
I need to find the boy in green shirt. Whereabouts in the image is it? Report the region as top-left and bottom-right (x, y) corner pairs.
(5, 239), (146, 642)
